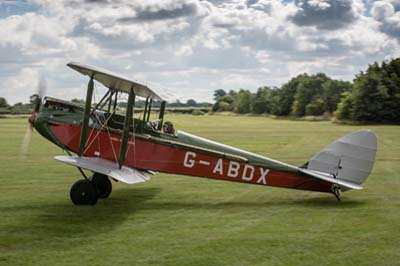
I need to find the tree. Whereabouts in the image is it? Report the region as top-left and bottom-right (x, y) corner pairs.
(305, 97), (325, 116)
(269, 74), (304, 116)
(336, 58), (400, 123)
(234, 89), (252, 114)
(212, 95), (234, 112)
(291, 73), (330, 117)
(0, 97), (8, 108)
(213, 89), (227, 101)
(336, 92), (354, 120)
(322, 80), (352, 113)
(186, 99), (197, 106)
(71, 98), (85, 105)
(252, 87), (277, 114)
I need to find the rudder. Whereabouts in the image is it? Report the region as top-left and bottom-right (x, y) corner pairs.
(303, 130), (377, 190)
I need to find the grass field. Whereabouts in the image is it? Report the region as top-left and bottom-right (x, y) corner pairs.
(0, 115), (399, 266)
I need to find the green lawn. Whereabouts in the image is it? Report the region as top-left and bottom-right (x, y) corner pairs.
(0, 115), (399, 266)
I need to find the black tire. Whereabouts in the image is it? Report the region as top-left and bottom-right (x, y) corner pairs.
(91, 173), (112, 199)
(70, 179), (98, 205)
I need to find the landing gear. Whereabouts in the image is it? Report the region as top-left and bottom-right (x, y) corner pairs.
(91, 173), (112, 198)
(70, 179), (98, 205)
(70, 172), (113, 205)
(331, 184), (341, 202)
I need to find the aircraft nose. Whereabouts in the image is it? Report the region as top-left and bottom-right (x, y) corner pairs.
(28, 112), (36, 128)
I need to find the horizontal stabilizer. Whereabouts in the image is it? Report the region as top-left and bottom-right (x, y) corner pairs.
(298, 168), (363, 190)
(55, 156), (150, 184)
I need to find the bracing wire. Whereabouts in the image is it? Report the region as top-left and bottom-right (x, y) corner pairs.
(83, 108), (114, 155)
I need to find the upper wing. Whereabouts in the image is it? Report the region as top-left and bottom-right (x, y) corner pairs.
(55, 155), (150, 184)
(67, 62), (165, 101)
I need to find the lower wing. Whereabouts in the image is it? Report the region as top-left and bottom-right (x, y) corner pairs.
(55, 155), (150, 184)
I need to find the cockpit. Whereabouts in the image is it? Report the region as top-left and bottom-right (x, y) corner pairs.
(44, 97), (83, 113)
(43, 97), (176, 136)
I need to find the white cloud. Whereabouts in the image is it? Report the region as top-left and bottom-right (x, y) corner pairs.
(372, 1), (395, 21)
(3, 68), (40, 104)
(176, 45), (193, 56)
(0, 0), (399, 104)
(308, 0), (331, 10)
(144, 60), (167, 67)
(371, 0), (400, 37)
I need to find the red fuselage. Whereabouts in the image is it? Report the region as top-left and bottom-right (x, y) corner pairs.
(47, 120), (332, 193)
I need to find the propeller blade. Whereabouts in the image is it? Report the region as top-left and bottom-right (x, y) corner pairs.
(33, 77), (47, 112)
(22, 77), (47, 159)
(19, 126), (33, 160)
(38, 77), (47, 97)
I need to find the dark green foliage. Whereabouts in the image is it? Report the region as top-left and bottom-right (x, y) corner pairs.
(0, 97), (10, 114)
(322, 80), (352, 113)
(0, 108), (11, 114)
(337, 58), (400, 123)
(270, 78), (299, 116)
(305, 98), (325, 116)
(7, 102), (32, 114)
(212, 73), (351, 117)
(291, 73), (330, 116)
(0, 97), (8, 108)
(234, 89), (252, 114)
(336, 92), (354, 120)
(252, 87), (277, 114)
(213, 89), (227, 101)
(212, 89), (253, 113)
(71, 98), (85, 105)
(0, 95), (35, 114)
(186, 99), (197, 106)
(212, 95), (235, 112)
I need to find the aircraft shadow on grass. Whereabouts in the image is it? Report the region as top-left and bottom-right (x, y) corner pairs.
(134, 195), (366, 211)
(31, 188), (366, 230)
(1, 187), (160, 246)
(1, 187), (366, 253)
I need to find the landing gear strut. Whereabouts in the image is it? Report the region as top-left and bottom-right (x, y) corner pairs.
(70, 172), (113, 205)
(91, 173), (112, 198)
(331, 184), (341, 202)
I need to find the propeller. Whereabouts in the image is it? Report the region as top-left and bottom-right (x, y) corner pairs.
(19, 77), (47, 160)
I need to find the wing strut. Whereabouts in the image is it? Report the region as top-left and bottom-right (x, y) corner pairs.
(79, 76), (94, 156)
(146, 98), (153, 122)
(158, 101), (166, 130)
(118, 87), (135, 168)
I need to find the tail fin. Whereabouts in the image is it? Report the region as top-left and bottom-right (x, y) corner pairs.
(303, 130), (377, 191)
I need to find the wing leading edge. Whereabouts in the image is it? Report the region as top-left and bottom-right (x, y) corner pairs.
(67, 62), (165, 101)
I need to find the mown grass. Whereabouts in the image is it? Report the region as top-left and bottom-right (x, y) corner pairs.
(0, 115), (399, 266)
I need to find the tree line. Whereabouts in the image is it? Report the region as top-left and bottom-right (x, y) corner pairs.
(0, 94), (38, 115)
(212, 58), (400, 124)
(0, 95), (212, 115)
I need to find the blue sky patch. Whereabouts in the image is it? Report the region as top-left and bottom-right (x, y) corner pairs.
(0, 0), (40, 18)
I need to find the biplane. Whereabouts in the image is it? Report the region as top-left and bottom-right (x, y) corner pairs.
(25, 62), (377, 205)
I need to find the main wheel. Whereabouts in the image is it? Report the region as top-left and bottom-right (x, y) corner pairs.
(91, 173), (112, 199)
(70, 179), (98, 205)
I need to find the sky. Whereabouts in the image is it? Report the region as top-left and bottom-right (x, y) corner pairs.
(0, 0), (399, 104)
